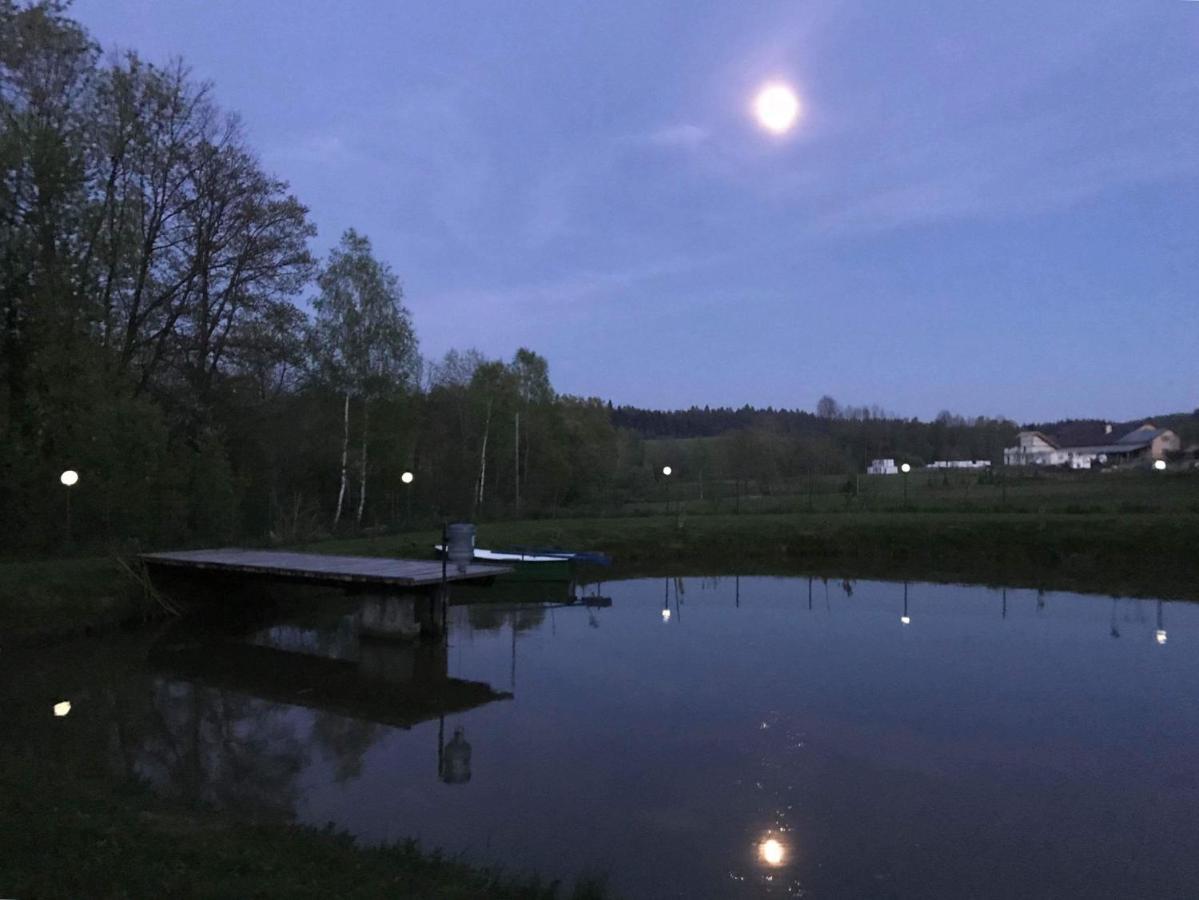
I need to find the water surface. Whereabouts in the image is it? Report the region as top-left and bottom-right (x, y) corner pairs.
(5, 576), (1199, 898)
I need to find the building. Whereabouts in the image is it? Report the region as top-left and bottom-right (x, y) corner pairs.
(1003, 422), (1180, 468)
(867, 458), (898, 475)
(927, 460), (991, 469)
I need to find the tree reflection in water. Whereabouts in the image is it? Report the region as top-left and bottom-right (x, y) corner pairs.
(135, 680), (308, 822)
(311, 711), (381, 785)
(466, 604), (547, 634)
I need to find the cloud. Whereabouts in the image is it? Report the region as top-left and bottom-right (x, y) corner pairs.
(269, 132), (356, 168)
(413, 253), (718, 357)
(642, 123), (710, 150)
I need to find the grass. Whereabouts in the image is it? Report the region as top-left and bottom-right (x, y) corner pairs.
(0, 759), (608, 899)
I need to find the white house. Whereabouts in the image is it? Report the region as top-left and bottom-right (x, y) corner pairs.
(867, 458), (898, 475)
(927, 460), (991, 469)
(1004, 431), (1063, 466)
(1003, 423), (1180, 468)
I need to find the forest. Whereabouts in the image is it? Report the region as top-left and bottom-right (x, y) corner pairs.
(4, 2), (1193, 556)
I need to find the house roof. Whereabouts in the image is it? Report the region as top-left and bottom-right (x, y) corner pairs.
(1047, 421), (1122, 447)
(1018, 430), (1059, 448)
(1063, 443), (1146, 456)
(1023, 420), (1173, 451)
(1115, 426), (1171, 446)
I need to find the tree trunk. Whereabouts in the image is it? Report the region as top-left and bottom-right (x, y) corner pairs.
(475, 400), (492, 512)
(334, 392), (350, 525)
(356, 398), (369, 525)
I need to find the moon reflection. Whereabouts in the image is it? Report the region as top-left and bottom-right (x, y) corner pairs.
(758, 835), (786, 867)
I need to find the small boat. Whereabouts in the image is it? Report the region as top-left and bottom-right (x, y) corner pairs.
(433, 545), (576, 582)
(499, 546), (612, 567)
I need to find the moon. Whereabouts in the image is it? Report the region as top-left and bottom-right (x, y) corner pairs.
(753, 83), (801, 134)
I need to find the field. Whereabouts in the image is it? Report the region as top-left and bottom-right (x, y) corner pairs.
(611, 464), (1199, 517)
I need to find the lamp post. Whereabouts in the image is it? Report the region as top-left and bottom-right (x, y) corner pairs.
(900, 463), (910, 503)
(401, 470), (414, 524)
(60, 470), (79, 545)
(662, 465), (672, 514)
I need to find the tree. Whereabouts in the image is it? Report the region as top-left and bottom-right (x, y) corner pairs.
(1, 0), (97, 432)
(509, 347), (553, 510)
(816, 395), (839, 419)
(311, 229), (418, 525)
(467, 360), (517, 513)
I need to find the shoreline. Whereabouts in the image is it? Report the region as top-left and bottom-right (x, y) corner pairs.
(0, 758), (607, 899)
(4, 510), (1197, 644)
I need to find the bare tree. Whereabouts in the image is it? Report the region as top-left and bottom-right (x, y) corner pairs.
(311, 229), (418, 526)
(816, 395), (840, 419)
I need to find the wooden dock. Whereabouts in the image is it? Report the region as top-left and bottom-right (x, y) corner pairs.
(140, 548), (510, 588)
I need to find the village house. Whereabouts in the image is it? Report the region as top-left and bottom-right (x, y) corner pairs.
(1003, 423), (1180, 469)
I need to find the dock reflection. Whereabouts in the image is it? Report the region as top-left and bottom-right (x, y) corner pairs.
(148, 614), (511, 732)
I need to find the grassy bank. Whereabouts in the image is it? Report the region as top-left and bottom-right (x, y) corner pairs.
(0, 761), (606, 899)
(310, 510), (1199, 603)
(0, 556), (149, 644)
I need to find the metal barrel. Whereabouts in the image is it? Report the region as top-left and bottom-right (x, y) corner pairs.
(446, 522), (476, 569)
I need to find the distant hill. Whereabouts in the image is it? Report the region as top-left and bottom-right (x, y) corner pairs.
(1025, 412), (1199, 448)
(606, 405), (1198, 472)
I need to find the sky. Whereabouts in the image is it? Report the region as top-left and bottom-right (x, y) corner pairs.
(73, 0), (1199, 422)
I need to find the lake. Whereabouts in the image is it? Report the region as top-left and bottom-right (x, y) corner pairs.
(5, 575), (1199, 898)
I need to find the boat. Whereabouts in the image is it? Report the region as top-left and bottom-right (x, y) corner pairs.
(433, 545), (576, 582)
(499, 547), (612, 567)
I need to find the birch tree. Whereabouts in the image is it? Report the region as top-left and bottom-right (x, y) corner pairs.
(311, 229), (417, 526)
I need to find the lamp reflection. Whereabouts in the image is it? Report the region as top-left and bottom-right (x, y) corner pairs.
(1156, 600), (1167, 646)
(900, 582), (911, 625)
(439, 725), (472, 784)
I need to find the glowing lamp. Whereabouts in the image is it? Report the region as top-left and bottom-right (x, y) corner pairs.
(900, 463), (911, 473)
(662, 466), (672, 476)
(1153, 460), (1166, 471)
(60, 470), (79, 487)
(401, 471), (414, 484)
(54, 700), (71, 717)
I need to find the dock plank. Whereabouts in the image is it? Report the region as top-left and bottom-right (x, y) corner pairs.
(140, 548), (509, 587)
